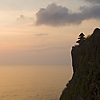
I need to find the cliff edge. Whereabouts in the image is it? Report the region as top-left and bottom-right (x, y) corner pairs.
(60, 28), (100, 100)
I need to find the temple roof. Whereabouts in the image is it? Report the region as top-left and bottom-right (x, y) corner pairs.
(79, 33), (85, 37)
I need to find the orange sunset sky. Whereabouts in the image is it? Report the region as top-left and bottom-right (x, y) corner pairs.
(0, 0), (100, 65)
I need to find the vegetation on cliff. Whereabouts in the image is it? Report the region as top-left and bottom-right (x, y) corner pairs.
(60, 28), (100, 100)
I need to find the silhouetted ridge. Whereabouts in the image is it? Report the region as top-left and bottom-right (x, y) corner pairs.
(60, 28), (100, 100)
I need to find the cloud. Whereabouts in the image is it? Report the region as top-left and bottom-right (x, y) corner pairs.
(17, 15), (25, 20)
(84, 0), (100, 4)
(80, 5), (100, 19)
(17, 15), (33, 21)
(17, 14), (33, 25)
(36, 3), (100, 26)
(35, 33), (48, 36)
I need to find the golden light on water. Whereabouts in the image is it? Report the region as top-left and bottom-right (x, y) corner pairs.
(0, 66), (73, 100)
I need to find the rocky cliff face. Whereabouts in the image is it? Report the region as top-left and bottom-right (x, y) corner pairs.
(60, 28), (100, 100)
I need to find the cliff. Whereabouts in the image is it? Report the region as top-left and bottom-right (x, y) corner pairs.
(60, 28), (100, 100)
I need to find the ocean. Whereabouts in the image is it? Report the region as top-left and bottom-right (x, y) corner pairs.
(0, 66), (73, 100)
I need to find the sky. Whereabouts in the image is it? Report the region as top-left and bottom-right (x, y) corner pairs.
(0, 0), (100, 66)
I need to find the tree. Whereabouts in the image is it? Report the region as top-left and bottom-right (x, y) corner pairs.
(76, 33), (85, 44)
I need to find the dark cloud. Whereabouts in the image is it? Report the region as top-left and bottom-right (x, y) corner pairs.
(80, 5), (100, 20)
(84, 0), (100, 4)
(36, 3), (100, 26)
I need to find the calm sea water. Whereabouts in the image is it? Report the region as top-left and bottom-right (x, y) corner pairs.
(0, 66), (72, 100)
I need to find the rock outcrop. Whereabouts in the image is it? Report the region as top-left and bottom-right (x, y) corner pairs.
(60, 28), (100, 100)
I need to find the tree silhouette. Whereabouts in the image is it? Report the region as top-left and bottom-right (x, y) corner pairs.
(76, 33), (85, 44)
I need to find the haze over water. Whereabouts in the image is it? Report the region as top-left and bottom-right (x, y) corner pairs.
(0, 66), (72, 100)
